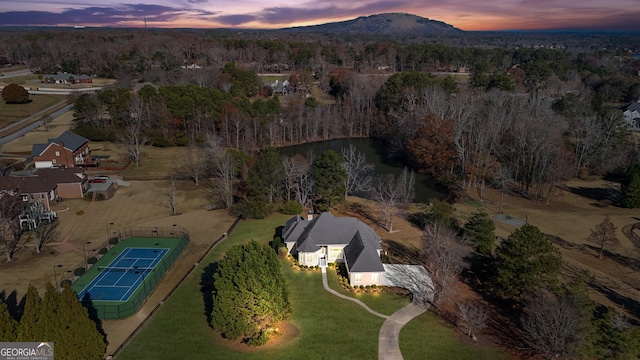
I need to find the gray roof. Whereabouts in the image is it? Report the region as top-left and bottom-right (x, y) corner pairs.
(44, 73), (92, 81)
(284, 212), (383, 272)
(623, 101), (640, 112)
(31, 131), (88, 156)
(344, 232), (385, 272)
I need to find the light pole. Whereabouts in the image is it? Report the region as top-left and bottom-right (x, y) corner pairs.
(106, 222), (114, 240)
(82, 241), (91, 268)
(53, 264), (63, 293)
(173, 224), (177, 238)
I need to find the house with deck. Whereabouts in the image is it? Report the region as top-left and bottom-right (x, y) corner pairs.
(32, 131), (93, 169)
(283, 212), (385, 286)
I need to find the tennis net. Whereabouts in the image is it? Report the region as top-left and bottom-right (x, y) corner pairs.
(97, 266), (155, 273)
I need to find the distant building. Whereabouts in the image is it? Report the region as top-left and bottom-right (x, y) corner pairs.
(42, 72), (92, 84)
(622, 101), (640, 128)
(32, 131), (94, 169)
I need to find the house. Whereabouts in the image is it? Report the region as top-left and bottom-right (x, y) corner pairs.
(270, 79), (291, 95)
(34, 167), (87, 199)
(283, 212), (385, 286)
(0, 175), (57, 211)
(622, 101), (640, 128)
(32, 131), (93, 169)
(43, 73), (93, 84)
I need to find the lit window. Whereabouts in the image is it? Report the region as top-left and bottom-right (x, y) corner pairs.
(22, 195), (28, 201)
(371, 273), (379, 283)
(354, 274), (362, 284)
(55, 151), (60, 156)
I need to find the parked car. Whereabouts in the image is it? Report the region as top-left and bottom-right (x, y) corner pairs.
(94, 175), (110, 180)
(89, 178), (106, 183)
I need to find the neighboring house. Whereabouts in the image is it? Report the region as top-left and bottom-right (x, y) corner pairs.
(34, 167), (87, 199)
(0, 175), (57, 211)
(622, 101), (640, 128)
(32, 131), (93, 169)
(283, 212), (385, 286)
(270, 79), (291, 95)
(43, 73), (93, 84)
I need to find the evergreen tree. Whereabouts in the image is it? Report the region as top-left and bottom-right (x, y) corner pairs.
(211, 241), (291, 346)
(463, 210), (496, 256)
(55, 284), (105, 360)
(312, 150), (346, 211)
(16, 284), (42, 341)
(621, 163), (640, 208)
(247, 147), (285, 206)
(491, 224), (562, 298)
(39, 283), (60, 341)
(0, 298), (18, 341)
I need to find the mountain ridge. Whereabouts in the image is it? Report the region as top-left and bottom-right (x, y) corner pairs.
(279, 13), (463, 35)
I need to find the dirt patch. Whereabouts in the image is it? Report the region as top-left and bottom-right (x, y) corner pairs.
(214, 322), (300, 352)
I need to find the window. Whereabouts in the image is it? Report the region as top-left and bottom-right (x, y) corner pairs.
(371, 273), (379, 284)
(40, 194), (45, 199)
(55, 151), (60, 156)
(52, 159), (56, 164)
(354, 274), (362, 284)
(22, 195), (28, 202)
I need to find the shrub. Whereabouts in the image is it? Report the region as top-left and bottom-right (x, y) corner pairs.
(76, 210), (85, 216)
(99, 248), (108, 255)
(1, 83), (30, 104)
(87, 257), (98, 265)
(277, 246), (289, 259)
(73, 267), (86, 276)
(109, 237), (118, 245)
(280, 200), (303, 215)
(60, 279), (72, 287)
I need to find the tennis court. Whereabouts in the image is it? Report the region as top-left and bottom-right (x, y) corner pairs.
(77, 247), (170, 302)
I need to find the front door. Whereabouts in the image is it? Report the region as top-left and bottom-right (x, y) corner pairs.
(319, 253), (327, 268)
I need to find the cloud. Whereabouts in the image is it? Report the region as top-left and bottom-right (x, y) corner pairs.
(0, 3), (214, 26)
(214, 14), (257, 26)
(187, 0), (209, 3)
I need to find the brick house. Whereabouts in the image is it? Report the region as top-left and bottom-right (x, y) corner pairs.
(34, 167), (87, 199)
(32, 131), (92, 169)
(0, 176), (57, 211)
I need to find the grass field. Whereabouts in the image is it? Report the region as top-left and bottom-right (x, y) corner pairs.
(0, 94), (66, 128)
(117, 214), (511, 360)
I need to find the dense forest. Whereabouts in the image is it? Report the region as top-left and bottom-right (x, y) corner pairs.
(1, 28), (640, 200)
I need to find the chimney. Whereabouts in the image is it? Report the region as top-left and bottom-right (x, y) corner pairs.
(307, 209), (314, 221)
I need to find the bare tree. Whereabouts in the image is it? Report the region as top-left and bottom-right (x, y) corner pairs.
(177, 145), (205, 186)
(492, 165), (511, 214)
(41, 114), (53, 131)
(341, 144), (374, 200)
(0, 191), (25, 262)
(167, 174), (178, 215)
(372, 174), (400, 232)
(457, 301), (488, 338)
(208, 151), (236, 209)
(587, 216), (619, 259)
(421, 224), (470, 307)
(396, 167), (416, 207)
(20, 202), (57, 254)
(117, 123), (147, 167)
(521, 291), (587, 359)
(283, 154), (314, 208)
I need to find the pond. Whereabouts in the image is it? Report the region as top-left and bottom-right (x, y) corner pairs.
(279, 138), (448, 203)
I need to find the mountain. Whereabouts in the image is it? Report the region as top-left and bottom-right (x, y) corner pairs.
(281, 13), (463, 35)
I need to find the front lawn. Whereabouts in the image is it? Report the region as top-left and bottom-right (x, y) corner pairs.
(117, 214), (511, 359)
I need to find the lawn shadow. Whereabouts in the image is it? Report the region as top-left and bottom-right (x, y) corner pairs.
(568, 185), (620, 206)
(588, 282), (640, 319)
(0, 289), (24, 321)
(200, 262), (219, 326)
(382, 239), (421, 264)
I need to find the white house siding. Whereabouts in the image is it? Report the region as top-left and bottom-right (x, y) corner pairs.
(349, 271), (384, 287)
(327, 246), (345, 262)
(299, 250), (321, 266)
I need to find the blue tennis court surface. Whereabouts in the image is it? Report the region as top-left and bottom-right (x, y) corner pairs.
(77, 247), (169, 302)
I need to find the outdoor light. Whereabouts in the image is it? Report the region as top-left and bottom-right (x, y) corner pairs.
(82, 241), (91, 268)
(107, 222), (114, 239)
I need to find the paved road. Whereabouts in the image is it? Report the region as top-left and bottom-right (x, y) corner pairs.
(0, 69), (31, 79)
(0, 104), (74, 146)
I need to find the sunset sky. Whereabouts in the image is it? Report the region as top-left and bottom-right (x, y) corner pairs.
(0, 0), (638, 31)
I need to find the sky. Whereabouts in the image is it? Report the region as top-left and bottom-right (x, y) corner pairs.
(0, 0), (639, 31)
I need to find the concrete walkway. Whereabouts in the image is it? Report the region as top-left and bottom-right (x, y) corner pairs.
(321, 267), (388, 319)
(320, 267), (431, 360)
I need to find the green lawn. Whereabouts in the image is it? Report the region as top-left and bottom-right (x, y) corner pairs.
(117, 214), (511, 360)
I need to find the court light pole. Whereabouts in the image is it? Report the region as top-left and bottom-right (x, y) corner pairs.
(53, 264), (63, 293)
(106, 222), (114, 240)
(82, 241), (91, 268)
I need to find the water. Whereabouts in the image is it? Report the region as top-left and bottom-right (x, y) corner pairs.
(279, 138), (447, 203)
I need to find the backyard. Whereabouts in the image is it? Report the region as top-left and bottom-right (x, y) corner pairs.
(116, 215), (511, 360)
